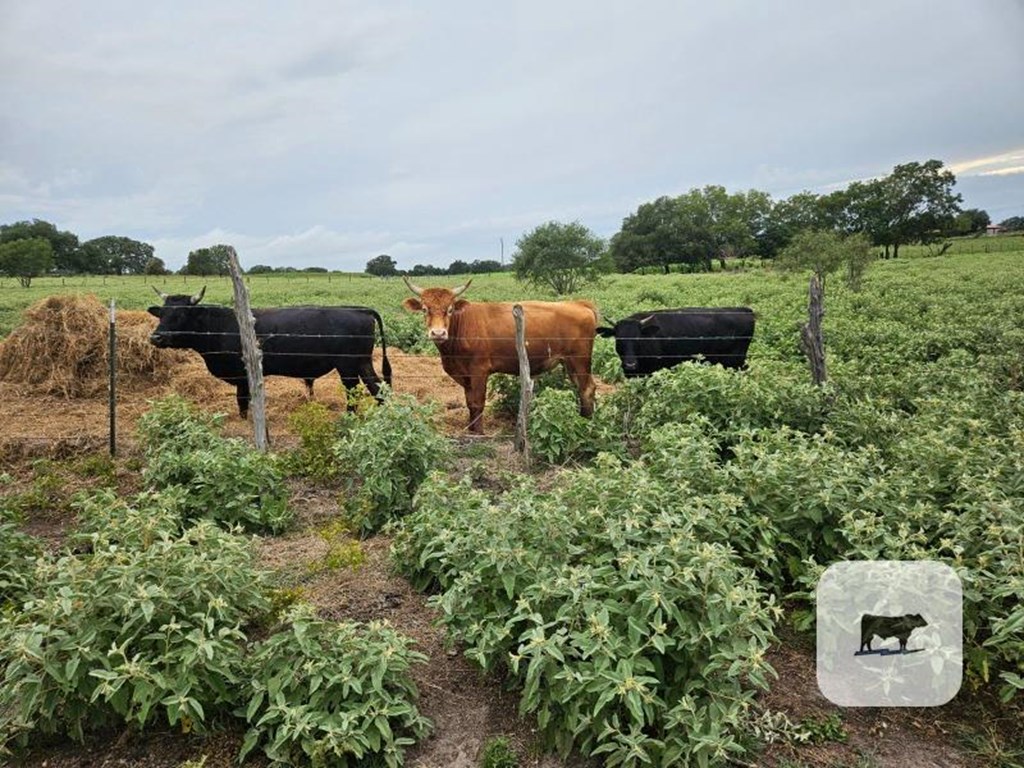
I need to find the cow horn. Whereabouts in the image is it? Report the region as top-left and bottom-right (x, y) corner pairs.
(639, 314), (655, 325)
(452, 278), (472, 297)
(190, 285), (206, 305)
(151, 285), (168, 300)
(403, 276), (424, 296)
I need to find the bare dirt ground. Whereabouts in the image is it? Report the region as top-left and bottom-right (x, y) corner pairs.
(2, 347), (1020, 768)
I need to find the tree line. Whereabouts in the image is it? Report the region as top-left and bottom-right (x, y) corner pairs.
(3, 158), (1021, 289)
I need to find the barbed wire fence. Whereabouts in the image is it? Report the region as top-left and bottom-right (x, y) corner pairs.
(1, 305), (756, 456)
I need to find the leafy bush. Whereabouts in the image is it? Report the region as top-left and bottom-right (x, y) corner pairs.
(137, 395), (223, 457)
(285, 402), (341, 481)
(526, 389), (595, 464)
(487, 368), (574, 418)
(393, 465), (778, 767)
(144, 438), (291, 533)
(0, 502), (41, 610)
(0, 503), (271, 751)
(240, 604), (431, 767)
(334, 393), (448, 535)
(137, 397), (291, 534)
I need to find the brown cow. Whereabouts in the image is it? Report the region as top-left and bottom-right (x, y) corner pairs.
(402, 277), (598, 433)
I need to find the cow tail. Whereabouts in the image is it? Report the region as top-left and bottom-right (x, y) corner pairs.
(367, 309), (393, 387)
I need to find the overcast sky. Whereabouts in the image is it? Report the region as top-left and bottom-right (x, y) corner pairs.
(2, 1), (1022, 271)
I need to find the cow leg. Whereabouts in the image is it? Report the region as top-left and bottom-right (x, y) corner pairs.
(464, 376), (488, 434)
(564, 361), (596, 418)
(356, 362), (383, 400)
(339, 374), (360, 412)
(304, 379), (315, 399)
(236, 382), (250, 419)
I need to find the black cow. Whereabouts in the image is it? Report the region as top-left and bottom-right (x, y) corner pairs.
(596, 307), (755, 377)
(859, 613), (928, 653)
(148, 288), (392, 417)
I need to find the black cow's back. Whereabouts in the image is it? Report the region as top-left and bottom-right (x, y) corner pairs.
(625, 307), (754, 375)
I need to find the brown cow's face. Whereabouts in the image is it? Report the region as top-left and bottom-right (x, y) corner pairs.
(402, 279), (471, 342)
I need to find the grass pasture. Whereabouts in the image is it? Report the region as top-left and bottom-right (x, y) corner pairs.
(1, 245), (1023, 767)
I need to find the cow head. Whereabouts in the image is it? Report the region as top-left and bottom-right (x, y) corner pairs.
(149, 285), (206, 307)
(147, 285), (207, 347)
(401, 277), (471, 342)
(596, 315), (659, 375)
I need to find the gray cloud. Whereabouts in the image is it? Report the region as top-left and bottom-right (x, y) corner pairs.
(1, 0), (1022, 271)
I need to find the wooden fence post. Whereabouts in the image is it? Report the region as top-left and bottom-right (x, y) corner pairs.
(513, 304), (532, 466)
(226, 246), (269, 450)
(800, 272), (827, 386)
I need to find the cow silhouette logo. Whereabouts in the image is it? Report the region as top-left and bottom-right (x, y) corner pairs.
(856, 613), (928, 656)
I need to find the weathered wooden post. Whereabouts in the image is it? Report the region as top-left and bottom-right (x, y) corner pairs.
(513, 304), (532, 466)
(226, 246), (269, 450)
(800, 273), (827, 386)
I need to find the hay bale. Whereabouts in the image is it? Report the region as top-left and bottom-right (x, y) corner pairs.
(0, 294), (191, 398)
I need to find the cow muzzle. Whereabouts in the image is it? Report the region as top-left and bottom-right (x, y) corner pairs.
(149, 332), (167, 347)
(429, 328), (448, 342)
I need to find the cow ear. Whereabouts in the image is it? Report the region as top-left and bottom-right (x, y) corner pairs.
(402, 297), (423, 312)
(453, 299), (470, 312)
(596, 326), (616, 338)
(641, 323), (660, 337)
(147, 306), (162, 318)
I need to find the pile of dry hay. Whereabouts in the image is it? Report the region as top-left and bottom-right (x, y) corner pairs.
(0, 294), (193, 398)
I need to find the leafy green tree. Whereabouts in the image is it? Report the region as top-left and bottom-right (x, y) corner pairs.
(248, 264), (276, 274)
(80, 235), (155, 275)
(610, 195), (688, 274)
(998, 215), (1024, 232)
(365, 253), (398, 277)
(410, 263), (445, 276)
(847, 160), (962, 258)
(512, 220), (607, 294)
(181, 244), (232, 276)
(447, 260), (471, 275)
(776, 229), (873, 291)
(0, 219), (80, 273)
(469, 259), (503, 273)
(0, 238), (55, 287)
(759, 191), (830, 257)
(144, 257), (170, 275)
(952, 208), (990, 235)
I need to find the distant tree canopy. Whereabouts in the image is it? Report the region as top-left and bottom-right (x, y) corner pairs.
(610, 159), (971, 270)
(80, 235), (154, 275)
(181, 244), (232, 276)
(999, 216), (1024, 232)
(144, 257), (170, 275)
(0, 219), (80, 273)
(513, 220), (608, 295)
(0, 237), (55, 287)
(365, 254), (398, 277)
(953, 208), (991, 236)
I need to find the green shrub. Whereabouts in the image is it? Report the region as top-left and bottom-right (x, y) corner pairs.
(240, 604), (431, 767)
(143, 438), (291, 534)
(0, 503), (41, 610)
(393, 466), (778, 767)
(0, 513), (271, 751)
(479, 735), (519, 768)
(487, 368), (574, 417)
(334, 393), (448, 535)
(285, 402), (341, 481)
(527, 389), (594, 465)
(137, 395), (223, 457)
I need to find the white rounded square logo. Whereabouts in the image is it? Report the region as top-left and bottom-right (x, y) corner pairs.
(816, 560), (962, 706)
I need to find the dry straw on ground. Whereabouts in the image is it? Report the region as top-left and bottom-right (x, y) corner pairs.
(0, 294), (191, 398)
